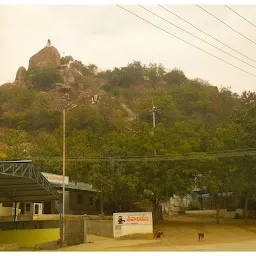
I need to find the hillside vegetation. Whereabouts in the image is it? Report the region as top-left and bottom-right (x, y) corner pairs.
(1, 46), (256, 220)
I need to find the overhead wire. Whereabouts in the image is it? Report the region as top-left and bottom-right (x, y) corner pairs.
(138, 5), (256, 70)
(196, 5), (256, 47)
(32, 152), (256, 162)
(224, 5), (256, 29)
(32, 148), (256, 162)
(158, 4), (256, 64)
(116, 5), (256, 78)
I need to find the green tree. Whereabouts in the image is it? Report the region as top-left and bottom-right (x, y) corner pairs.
(2, 129), (29, 159)
(164, 68), (187, 86)
(137, 88), (181, 128)
(27, 68), (63, 91)
(146, 63), (166, 88)
(89, 160), (138, 215)
(29, 131), (61, 157)
(65, 105), (104, 134)
(196, 158), (235, 224)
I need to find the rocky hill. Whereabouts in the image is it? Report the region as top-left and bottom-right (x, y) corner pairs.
(4, 39), (107, 111)
(0, 39), (235, 130)
(28, 45), (61, 69)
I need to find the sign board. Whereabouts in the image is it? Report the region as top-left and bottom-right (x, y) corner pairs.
(42, 172), (69, 185)
(113, 212), (153, 238)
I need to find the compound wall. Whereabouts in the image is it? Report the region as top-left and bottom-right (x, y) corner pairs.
(0, 228), (59, 248)
(85, 220), (113, 238)
(64, 218), (86, 245)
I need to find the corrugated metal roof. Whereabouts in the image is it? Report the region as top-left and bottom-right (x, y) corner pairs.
(54, 181), (98, 192)
(0, 161), (59, 202)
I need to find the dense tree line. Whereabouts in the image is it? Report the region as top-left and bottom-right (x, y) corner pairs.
(1, 61), (256, 223)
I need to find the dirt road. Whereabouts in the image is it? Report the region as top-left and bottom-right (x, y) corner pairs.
(59, 215), (256, 251)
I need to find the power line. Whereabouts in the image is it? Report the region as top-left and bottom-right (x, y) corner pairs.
(116, 5), (256, 78)
(138, 5), (256, 70)
(32, 148), (256, 162)
(196, 5), (256, 47)
(158, 4), (256, 64)
(225, 5), (256, 29)
(32, 149), (256, 162)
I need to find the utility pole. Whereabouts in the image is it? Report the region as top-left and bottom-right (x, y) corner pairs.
(150, 105), (157, 156)
(61, 103), (77, 244)
(62, 108), (66, 244)
(150, 105), (159, 223)
(150, 105), (157, 133)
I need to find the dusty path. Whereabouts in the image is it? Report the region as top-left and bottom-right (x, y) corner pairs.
(58, 235), (256, 252)
(101, 240), (256, 251)
(59, 216), (256, 251)
(58, 234), (160, 251)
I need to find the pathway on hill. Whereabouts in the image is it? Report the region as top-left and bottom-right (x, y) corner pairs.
(121, 103), (136, 121)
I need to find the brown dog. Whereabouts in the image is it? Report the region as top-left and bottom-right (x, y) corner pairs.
(197, 230), (204, 241)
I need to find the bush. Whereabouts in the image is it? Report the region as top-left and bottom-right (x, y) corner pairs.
(164, 68), (187, 86)
(234, 213), (242, 219)
(187, 200), (201, 210)
(27, 68), (63, 91)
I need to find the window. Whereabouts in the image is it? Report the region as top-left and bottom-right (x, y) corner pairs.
(2, 203), (13, 207)
(77, 194), (82, 205)
(89, 197), (94, 206)
(25, 203), (31, 212)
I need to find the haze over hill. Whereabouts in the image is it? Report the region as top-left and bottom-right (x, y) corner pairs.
(1, 38), (256, 218)
(2, 5), (256, 94)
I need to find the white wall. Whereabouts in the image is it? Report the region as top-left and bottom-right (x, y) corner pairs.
(113, 212), (153, 238)
(185, 209), (243, 219)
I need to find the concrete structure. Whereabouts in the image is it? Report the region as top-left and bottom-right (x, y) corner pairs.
(185, 208), (244, 219)
(0, 161), (59, 223)
(0, 243), (19, 251)
(113, 212), (153, 238)
(0, 228), (59, 248)
(64, 218), (85, 245)
(90, 94), (101, 104)
(0, 220), (59, 230)
(86, 220), (113, 238)
(46, 39), (51, 47)
(0, 171), (100, 219)
(161, 189), (239, 217)
(0, 218), (86, 248)
(42, 172), (100, 215)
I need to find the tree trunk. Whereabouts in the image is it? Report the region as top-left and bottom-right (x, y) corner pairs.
(244, 192), (249, 224)
(115, 201), (118, 213)
(100, 193), (104, 216)
(216, 196), (221, 224)
(158, 205), (163, 220)
(14, 201), (17, 229)
(153, 195), (159, 224)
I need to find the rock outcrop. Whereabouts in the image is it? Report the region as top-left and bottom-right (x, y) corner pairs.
(15, 66), (27, 83)
(64, 69), (76, 84)
(28, 44), (61, 69)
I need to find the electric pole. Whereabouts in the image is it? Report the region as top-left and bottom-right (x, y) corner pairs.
(150, 105), (157, 133)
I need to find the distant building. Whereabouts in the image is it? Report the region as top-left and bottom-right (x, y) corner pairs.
(90, 95), (101, 104)
(46, 39), (51, 47)
(0, 172), (100, 218)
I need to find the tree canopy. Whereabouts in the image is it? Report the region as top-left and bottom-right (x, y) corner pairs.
(0, 60), (254, 221)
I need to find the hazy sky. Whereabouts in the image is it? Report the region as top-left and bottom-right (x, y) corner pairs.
(2, 4), (256, 94)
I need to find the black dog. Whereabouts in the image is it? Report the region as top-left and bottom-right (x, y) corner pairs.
(197, 230), (204, 241)
(154, 230), (163, 238)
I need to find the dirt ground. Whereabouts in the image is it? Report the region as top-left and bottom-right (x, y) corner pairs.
(59, 215), (256, 251)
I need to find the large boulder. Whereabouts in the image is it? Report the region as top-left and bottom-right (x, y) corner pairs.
(28, 45), (61, 69)
(15, 66), (27, 83)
